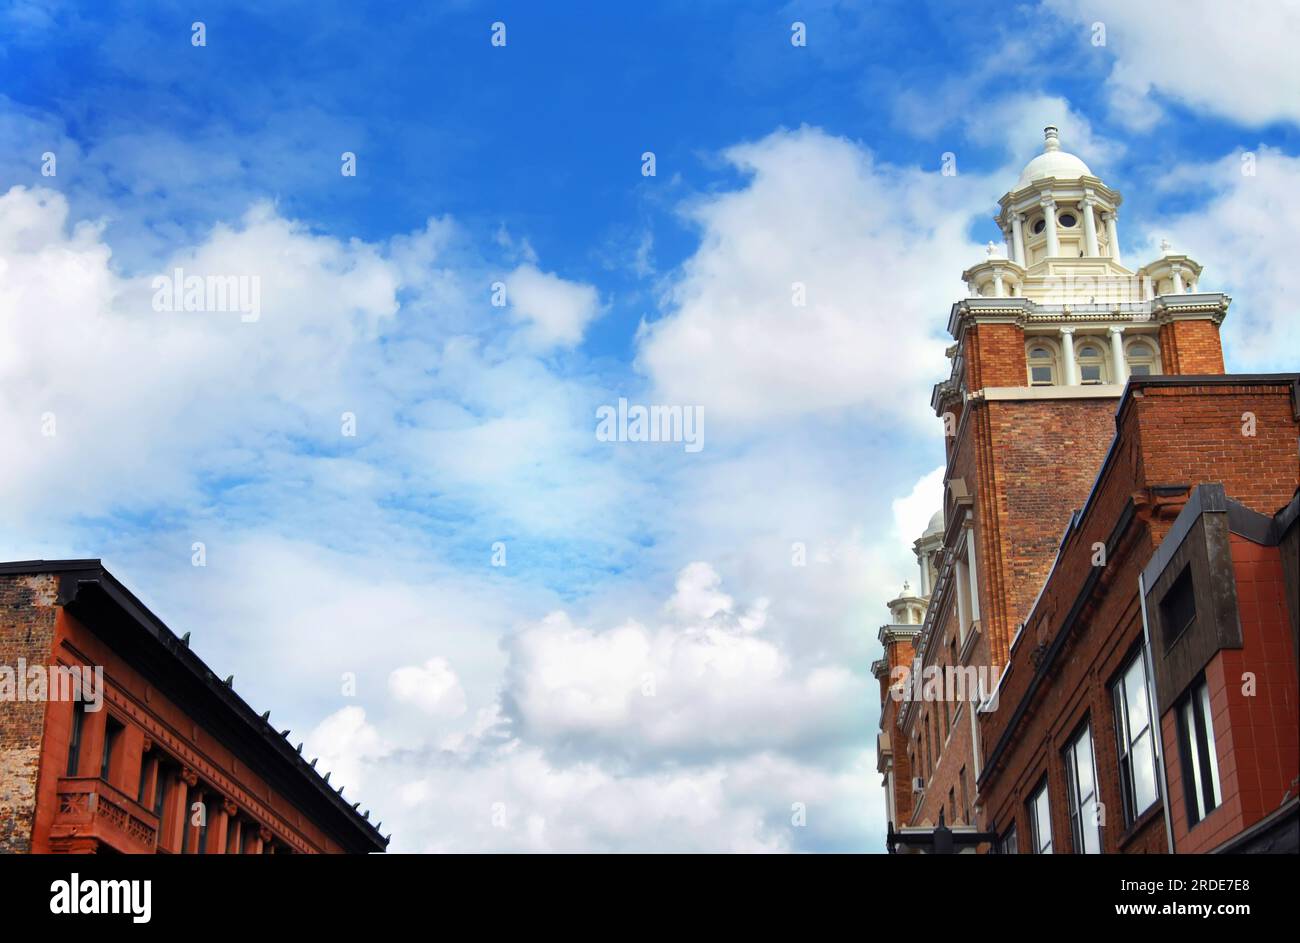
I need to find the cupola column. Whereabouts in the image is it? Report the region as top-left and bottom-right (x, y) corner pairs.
(1102, 210), (1121, 265)
(1171, 264), (1185, 293)
(1081, 194), (1100, 257)
(1010, 213), (1026, 265)
(1059, 326), (1078, 385)
(1108, 325), (1127, 384)
(1041, 197), (1059, 258)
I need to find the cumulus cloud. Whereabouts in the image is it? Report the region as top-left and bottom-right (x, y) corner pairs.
(635, 126), (980, 429)
(1138, 146), (1300, 370)
(388, 657), (469, 718)
(504, 262), (602, 349)
(301, 562), (879, 852)
(1044, 0), (1300, 129)
(891, 465), (946, 550)
(304, 706), (389, 795)
(0, 130), (962, 853)
(501, 562), (866, 764)
(0, 187), (399, 520)
(963, 92), (1125, 172)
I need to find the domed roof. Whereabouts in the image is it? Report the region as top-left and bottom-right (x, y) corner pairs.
(1015, 126), (1092, 190)
(923, 508), (944, 537)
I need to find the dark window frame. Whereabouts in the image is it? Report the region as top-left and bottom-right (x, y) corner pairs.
(1028, 777), (1053, 854)
(999, 823), (1019, 854)
(1063, 720), (1102, 854)
(1110, 648), (1160, 826)
(1159, 565), (1197, 651)
(1176, 675), (1222, 827)
(65, 702), (86, 777)
(100, 714), (124, 782)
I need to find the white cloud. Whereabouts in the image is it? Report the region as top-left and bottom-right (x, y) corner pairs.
(1139, 145), (1300, 370)
(0, 137), (950, 853)
(0, 187), (400, 521)
(891, 465), (945, 551)
(635, 126), (980, 430)
(304, 706), (389, 795)
(502, 563), (866, 763)
(1045, 0), (1300, 129)
(964, 92), (1125, 172)
(388, 657), (469, 718)
(504, 262), (601, 349)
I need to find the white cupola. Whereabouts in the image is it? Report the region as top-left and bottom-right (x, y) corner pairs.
(990, 126), (1125, 274)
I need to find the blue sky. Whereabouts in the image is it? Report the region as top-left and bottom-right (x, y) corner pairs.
(1, 0), (1297, 851)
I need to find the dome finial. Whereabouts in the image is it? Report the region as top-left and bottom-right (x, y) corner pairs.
(1043, 125), (1061, 153)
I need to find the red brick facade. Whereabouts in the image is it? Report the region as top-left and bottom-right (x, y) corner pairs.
(977, 379), (1299, 854)
(1, 561), (388, 854)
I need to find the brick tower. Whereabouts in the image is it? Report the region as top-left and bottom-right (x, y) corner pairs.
(882, 126), (1237, 849)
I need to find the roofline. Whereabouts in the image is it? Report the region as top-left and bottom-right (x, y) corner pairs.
(0, 558), (389, 853)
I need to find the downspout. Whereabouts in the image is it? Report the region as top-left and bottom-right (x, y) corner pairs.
(1138, 571), (1176, 854)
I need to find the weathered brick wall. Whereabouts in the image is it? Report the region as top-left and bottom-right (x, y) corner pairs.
(970, 396), (1117, 667)
(1136, 382), (1299, 515)
(1158, 320), (1225, 375)
(0, 574), (59, 854)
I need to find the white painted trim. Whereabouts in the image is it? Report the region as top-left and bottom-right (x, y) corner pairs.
(981, 384), (1123, 401)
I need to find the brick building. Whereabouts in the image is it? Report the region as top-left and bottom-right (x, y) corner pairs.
(1, 559), (388, 854)
(876, 127), (1299, 854)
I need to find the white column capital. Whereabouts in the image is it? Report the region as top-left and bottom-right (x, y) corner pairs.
(1059, 325), (1076, 336)
(1107, 325), (1124, 336)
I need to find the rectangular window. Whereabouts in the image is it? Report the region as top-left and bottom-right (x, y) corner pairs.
(154, 771), (168, 819)
(137, 755), (156, 806)
(1028, 780), (1053, 854)
(66, 703), (86, 776)
(100, 716), (123, 781)
(1064, 723), (1102, 853)
(1080, 364), (1102, 384)
(1030, 365), (1053, 385)
(999, 824), (1018, 854)
(1160, 566), (1197, 649)
(960, 766), (969, 824)
(1178, 677), (1223, 826)
(1112, 652), (1159, 825)
(1129, 364), (1151, 377)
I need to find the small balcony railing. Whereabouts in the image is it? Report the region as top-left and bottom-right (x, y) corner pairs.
(51, 776), (160, 853)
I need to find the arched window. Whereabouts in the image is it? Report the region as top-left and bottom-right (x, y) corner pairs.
(1026, 342), (1058, 386)
(1075, 339), (1109, 384)
(1125, 339), (1159, 377)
